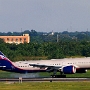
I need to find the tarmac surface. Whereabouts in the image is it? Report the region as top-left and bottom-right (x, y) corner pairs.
(0, 78), (90, 82)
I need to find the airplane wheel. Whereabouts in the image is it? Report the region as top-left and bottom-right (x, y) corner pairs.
(51, 75), (66, 78)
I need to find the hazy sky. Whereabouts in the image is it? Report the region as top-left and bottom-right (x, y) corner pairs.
(0, 0), (90, 32)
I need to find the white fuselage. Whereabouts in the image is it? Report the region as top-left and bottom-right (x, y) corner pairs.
(13, 57), (90, 71)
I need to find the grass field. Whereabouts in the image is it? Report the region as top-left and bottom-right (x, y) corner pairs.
(0, 70), (90, 90)
(0, 82), (90, 90)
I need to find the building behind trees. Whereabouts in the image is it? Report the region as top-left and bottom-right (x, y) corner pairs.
(0, 34), (30, 44)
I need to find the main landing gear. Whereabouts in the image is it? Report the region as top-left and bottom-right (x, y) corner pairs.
(51, 71), (66, 78)
(51, 75), (66, 78)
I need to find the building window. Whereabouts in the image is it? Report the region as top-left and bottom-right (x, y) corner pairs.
(7, 38), (9, 41)
(24, 38), (26, 42)
(16, 38), (18, 42)
(11, 38), (13, 41)
(20, 38), (22, 42)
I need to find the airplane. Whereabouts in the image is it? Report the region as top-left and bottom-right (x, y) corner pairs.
(0, 51), (90, 78)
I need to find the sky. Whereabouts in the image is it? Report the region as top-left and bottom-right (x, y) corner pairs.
(0, 0), (90, 32)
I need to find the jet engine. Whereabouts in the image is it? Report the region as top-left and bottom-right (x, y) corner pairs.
(62, 66), (76, 74)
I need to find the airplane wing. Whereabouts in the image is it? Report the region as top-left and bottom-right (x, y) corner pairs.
(29, 64), (62, 72)
(29, 64), (61, 68)
(29, 64), (79, 73)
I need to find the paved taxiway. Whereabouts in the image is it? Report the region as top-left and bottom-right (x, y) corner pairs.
(0, 78), (90, 82)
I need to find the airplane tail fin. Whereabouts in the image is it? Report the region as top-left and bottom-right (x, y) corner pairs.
(0, 51), (6, 57)
(0, 51), (9, 60)
(0, 51), (13, 69)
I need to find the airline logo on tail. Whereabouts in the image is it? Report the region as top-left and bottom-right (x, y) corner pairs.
(0, 55), (5, 59)
(0, 51), (9, 61)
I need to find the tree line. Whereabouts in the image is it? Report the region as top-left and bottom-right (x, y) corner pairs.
(1, 30), (90, 43)
(0, 40), (90, 61)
